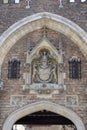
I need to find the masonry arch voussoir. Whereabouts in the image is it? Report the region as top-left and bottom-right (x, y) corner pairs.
(0, 12), (87, 66)
(2, 101), (86, 130)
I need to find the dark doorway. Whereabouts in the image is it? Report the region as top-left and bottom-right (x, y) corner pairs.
(13, 110), (77, 130)
(15, 110), (74, 125)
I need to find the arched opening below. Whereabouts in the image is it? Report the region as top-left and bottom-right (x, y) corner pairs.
(13, 110), (76, 130)
(3, 101), (86, 130)
(15, 110), (74, 125)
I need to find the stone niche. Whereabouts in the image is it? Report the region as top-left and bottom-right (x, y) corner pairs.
(23, 35), (65, 96)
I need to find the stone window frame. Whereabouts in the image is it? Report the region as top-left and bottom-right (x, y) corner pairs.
(68, 57), (81, 79)
(8, 58), (21, 79)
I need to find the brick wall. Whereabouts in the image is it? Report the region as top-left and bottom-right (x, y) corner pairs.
(0, 1), (87, 130)
(0, 1), (87, 34)
(0, 28), (87, 129)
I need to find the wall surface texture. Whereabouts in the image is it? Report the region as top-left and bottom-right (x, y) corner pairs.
(0, 1), (87, 130)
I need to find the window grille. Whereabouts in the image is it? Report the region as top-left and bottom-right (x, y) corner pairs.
(8, 59), (20, 79)
(69, 58), (81, 79)
(8, 0), (20, 4)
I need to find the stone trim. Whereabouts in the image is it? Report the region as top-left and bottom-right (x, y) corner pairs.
(2, 101), (86, 130)
(0, 12), (87, 67)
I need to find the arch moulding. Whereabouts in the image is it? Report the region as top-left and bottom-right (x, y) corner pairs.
(2, 101), (86, 130)
(0, 12), (87, 66)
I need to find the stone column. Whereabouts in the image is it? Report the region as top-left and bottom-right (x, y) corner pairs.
(23, 38), (31, 89)
(58, 35), (64, 88)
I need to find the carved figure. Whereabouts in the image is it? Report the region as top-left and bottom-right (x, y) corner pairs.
(32, 49), (57, 83)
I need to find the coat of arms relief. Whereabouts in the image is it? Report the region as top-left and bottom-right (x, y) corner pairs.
(23, 34), (65, 95)
(32, 49), (57, 84)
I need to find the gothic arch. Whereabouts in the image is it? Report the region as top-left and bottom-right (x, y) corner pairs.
(0, 12), (87, 66)
(2, 101), (86, 130)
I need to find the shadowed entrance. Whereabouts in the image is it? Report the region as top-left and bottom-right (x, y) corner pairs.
(3, 101), (86, 130)
(15, 110), (74, 125)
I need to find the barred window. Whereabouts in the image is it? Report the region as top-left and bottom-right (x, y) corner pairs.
(3, 0), (20, 4)
(69, 58), (81, 79)
(8, 59), (20, 79)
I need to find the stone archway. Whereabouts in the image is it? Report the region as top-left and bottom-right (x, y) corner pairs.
(2, 101), (86, 130)
(0, 12), (87, 130)
(0, 12), (87, 67)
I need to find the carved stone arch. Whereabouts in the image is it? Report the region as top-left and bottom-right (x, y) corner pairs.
(0, 12), (87, 67)
(2, 101), (86, 130)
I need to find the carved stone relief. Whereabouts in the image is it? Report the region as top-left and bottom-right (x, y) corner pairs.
(23, 33), (65, 95)
(10, 95), (24, 106)
(66, 95), (78, 106)
(32, 49), (58, 84)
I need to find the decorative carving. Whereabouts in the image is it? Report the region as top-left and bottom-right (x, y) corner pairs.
(10, 95), (23, 106)
(37, 89), (52, 94)
(23, 32), (65, 95)
(66, 95), (78, 106)
(25, 63), (30, 72)
(32, 49), (57, 84)
(59, 63), (63, 72)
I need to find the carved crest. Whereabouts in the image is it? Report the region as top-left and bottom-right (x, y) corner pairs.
(32, 49), (57, 84)
(23, 33), (64, 95)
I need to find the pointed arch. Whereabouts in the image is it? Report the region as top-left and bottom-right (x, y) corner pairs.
(2, 101), (86, 130)
(0, 12), (87, 66)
